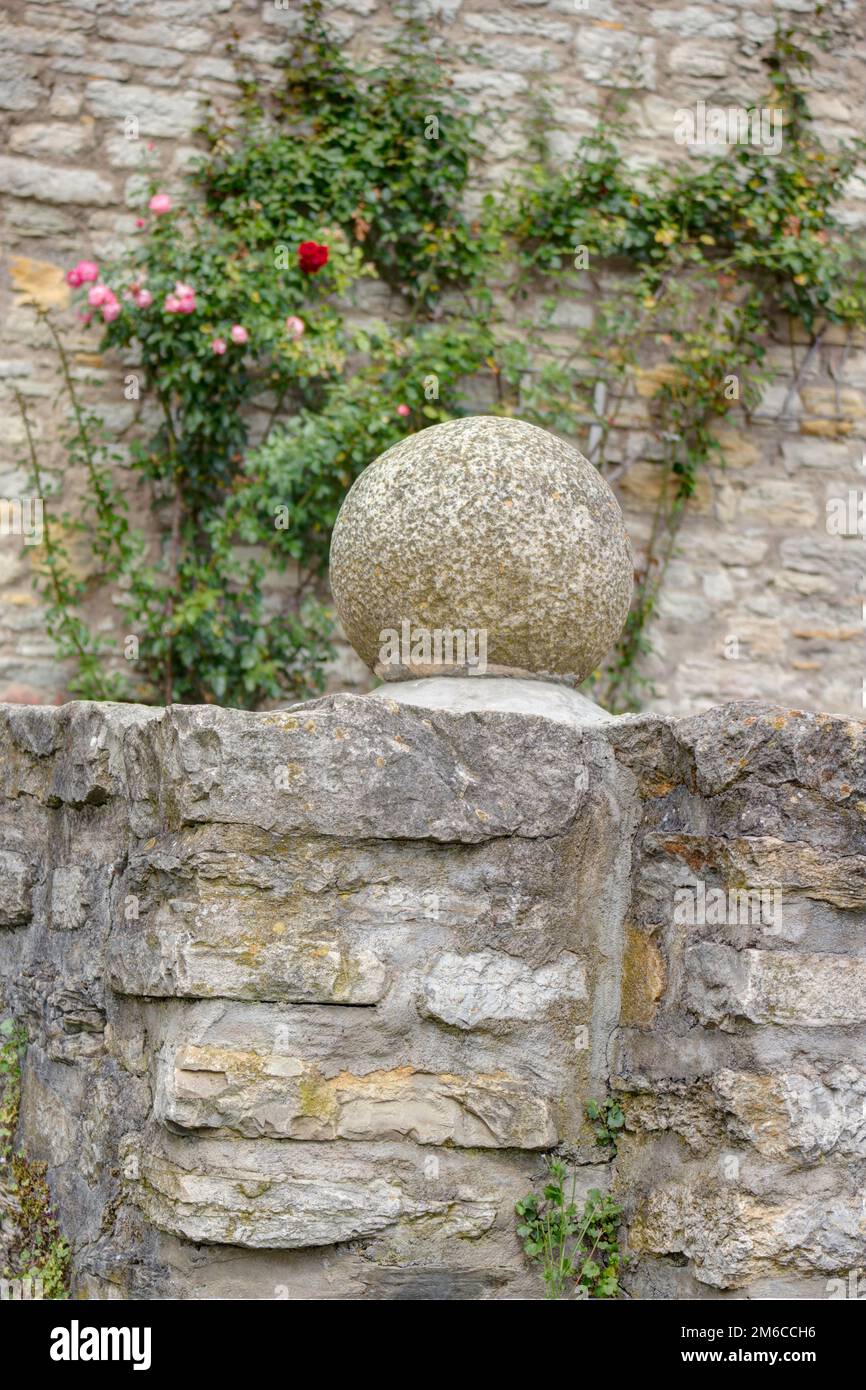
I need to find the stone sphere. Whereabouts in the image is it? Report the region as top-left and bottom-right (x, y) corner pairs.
(329, 415), (633, 686)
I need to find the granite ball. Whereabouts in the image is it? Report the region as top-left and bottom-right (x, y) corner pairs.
(329, 415), (633, 686)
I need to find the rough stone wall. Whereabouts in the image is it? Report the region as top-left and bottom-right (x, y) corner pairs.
(1, 693), (863, 1299)
(1, 0), (865, 714)
(609, 703), (866, 1297)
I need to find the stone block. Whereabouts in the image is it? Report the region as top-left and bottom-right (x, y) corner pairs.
(124, 1134), (501, 1249)
(50, 865), (91, 932)
(84, 81), (203, 137)
(0, 849), (34, 926)
(108, 895), (388, 1004)
(159, 1045), (558, 1148)
(419, 949), (586, 1029)
(0, 156), (114, 206)
(685, 943), (866, 1027)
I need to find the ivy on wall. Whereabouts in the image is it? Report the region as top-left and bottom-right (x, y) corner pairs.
(19, 0), (866, 710)
(0, 1020), (70, 1299)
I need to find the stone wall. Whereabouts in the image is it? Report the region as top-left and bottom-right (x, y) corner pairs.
(1, 692), (863, 1299)
(1, 0), (866, 716)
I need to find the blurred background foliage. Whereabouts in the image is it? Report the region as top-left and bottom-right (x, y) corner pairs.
(22, 0), (866, 710)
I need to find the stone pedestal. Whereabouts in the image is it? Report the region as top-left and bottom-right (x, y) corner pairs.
(2, 418), (863, 1299)
(1, 697), (864, 1299)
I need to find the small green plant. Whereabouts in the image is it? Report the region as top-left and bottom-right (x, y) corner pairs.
(5, 1156), (71, 1300)
(0, 1017), (26, 1163)
(0, 1019), (71, 1299)
(586, 1096), (625, 1153)
(516, 1158), (625, 1300)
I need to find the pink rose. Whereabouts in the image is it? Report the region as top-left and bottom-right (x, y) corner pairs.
(102, 300), (121, 322)
(396, 403), (411, 417)
(134, 288), (153, 308)
(173, 281), (196, 313)
(211, 338), (227, 355)
(230, 324), (248, 345)
(135, 217), (146, 228)
(87, 284), (111, 307)
(285, 315), (305, 339)
(164, 282), (196, 314)
(149, 193), (172, 214)
(66, 259), (100, 287)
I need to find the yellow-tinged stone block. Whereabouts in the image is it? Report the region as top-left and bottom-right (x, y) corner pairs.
(800, 417), (854, 438)
(10, 256), (70, 311)
(620, 925), (666, 1026)
(800, 386), (865, 420)
(634, 364), (686, 398)
(711, 427), (760, 469)
(619, 460), (712, 513)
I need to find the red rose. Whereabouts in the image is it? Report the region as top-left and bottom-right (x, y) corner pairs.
(298, 241), (329, 274)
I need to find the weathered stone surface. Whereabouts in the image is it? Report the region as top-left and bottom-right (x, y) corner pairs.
(685, 943), (866, 1027)
(329, 416), (633, 686)
(159, 1045), (557, 1148)
(712, 1066), (866, 1161)
(110, 896), (388, 1004)
(619, 926), (666, 1026)
(84, 80), (203, 136)
(124, 1135), (500, 1249)
(0, 849), (33, 926)
(149, 696), (595, 843)
(644, 832), (866, 909)
(49, 865), (91, 931)
(8, 124), (92, 158)
(0, 155), (113, 205)
(0, 74), (45, 111)
(419, 949), (586, 1030)
(369, 675), (613, 727)
(610, 698), (866, 1298)
(614, 1063), (866, 1164)
(630, 1169), (866, 1289)
(2, 695), (866, 1301)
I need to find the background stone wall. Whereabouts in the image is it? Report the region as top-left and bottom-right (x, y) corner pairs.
(1, 0), (866, 716)
(1, 692), (864, 1299)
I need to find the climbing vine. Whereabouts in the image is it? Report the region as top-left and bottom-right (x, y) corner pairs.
(24, 0), (866, 710)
